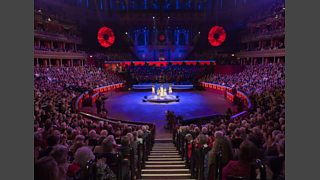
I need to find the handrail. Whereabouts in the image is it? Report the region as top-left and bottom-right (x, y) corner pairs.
(215, 145), (223, 180)
(75, 83), (124, 111)
(80, 112), (155, 127)
(200, 82), (252, 119)
(256, 159), (267, 180)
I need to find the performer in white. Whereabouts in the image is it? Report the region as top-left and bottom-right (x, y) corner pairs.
(160, 85), (164, 97)
(169, 84), (172, 94)
(152, 85), (155, 94)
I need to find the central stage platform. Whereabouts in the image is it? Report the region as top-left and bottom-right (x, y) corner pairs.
(132, 83), (193, 90)
(99, 90), (236, 138)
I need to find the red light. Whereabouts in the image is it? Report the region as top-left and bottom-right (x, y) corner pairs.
(208, 26), (227, 47)
(97, 26), (115, 48)
(159, 33), (166, 42)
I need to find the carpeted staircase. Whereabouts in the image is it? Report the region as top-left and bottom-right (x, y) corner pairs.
(141, 139), (194, 179)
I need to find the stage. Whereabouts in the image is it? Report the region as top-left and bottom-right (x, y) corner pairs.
(99, 89), (236, 138)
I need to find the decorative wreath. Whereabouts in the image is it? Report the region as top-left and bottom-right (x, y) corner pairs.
(208, 26), (227, 47)
(159, 33), (166, 42)
(97, 26), (115, 48)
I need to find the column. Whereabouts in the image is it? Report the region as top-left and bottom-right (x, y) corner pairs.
(75, 44), (77, 51)
(60, 59), (63, 67)
(51, 41), (54, 49)
(71, 59), (74, 67)
(258, 41), (261, 50)
(185, 31), (189, 45)
(49, 59), (52, 67)
(134, 31), (138, 46)
(176, 30), (180, 45)
(63, 42), (66, 51)
(144, 30), (147, 45)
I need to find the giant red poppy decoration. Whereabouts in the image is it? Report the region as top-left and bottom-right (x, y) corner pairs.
(208, 26), (226, 47)
(159, 33), (166, 42)
(97, 26), (115, 48)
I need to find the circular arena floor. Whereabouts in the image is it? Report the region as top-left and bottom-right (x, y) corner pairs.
(101, 89), (235, 138)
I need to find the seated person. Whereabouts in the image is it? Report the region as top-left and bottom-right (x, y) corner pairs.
(222, 140), (258, 180)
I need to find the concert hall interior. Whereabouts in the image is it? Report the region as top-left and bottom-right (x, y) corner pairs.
(34, 0), (285, 179)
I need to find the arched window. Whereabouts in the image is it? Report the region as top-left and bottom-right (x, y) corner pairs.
(179, 33), (186, 45)
(138, 33), (145, 46)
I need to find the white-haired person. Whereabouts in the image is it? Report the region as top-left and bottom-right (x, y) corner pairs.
(67, 146), (95, 179)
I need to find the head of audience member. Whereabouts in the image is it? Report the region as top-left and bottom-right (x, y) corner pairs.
(74, 146), (95, 168)
(35, 156), (59, 180)
(238, 140), (258, 164)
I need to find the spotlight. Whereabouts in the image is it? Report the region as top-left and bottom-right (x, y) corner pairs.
(152, 16), (155, 19)
(47, 18), (52, 22)
(231, 54), (235, 57)
(89, 55), (93, 58)
(198, 32), (201, 34)
(168, 16), (170, 19)
(125, 32), (128, 35)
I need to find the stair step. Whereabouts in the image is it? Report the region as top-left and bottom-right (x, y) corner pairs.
(142, 169), (190, 174)
(141, 173), (191, 179)
(148, 157), (182, 161)
(151, 150), (178, 153)
(142, 142), (190, 179)
(146, 161), (185, 164)
(150, 152), (179, 155)
(145, 164), (186, 169)
(148, 155), (181, 158)
(142, 169), (189, 172)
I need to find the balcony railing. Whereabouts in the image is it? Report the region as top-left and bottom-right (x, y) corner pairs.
(34, 29), (82, 43)
(34, 49), (87, 59)
(236, 48), (285, 58)
(241, 28), (285, 42)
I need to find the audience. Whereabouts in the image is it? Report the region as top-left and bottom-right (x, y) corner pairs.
(173, 63), (285, 179)
(222, 140), (258, 180)
(34, 65), (156, 179)
(125, 64), (215, 84)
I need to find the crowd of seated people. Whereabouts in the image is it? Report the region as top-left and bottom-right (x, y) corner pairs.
(93, 52), (136, 61)
(34, 10), (80, 38)
(125, 64), (215, 84)
(247, 0), (285, 23)
(173, 63), (285, 179)
(34, 44), (84, 53)
(34, 66), (156, 179)
(244, 40), (285, 52)
(201, 64), (285, 95)
(241, 0), (285, 46)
